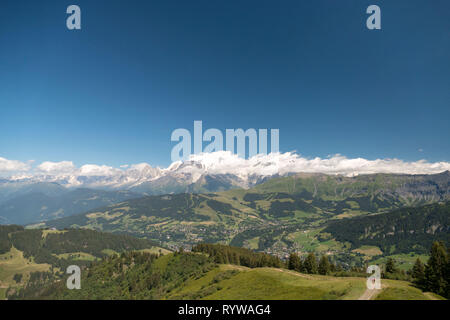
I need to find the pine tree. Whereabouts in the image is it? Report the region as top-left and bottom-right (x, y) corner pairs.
(224, 251), (230, 264)
(424, 241), (448, 296)
(232, 252), (240, 265)
(288, 253), (302, 272)
(304, 253), (318, 274)
(411, 258), (425, 288)
(214, 252), (225, 264)
(318, 255), (330, 275)
(385, 258), (397, 274)
(297, 256), (304, 272)
(329, 261), (336, 273)
(446, 248), (450, 298)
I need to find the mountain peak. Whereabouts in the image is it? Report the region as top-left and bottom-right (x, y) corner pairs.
(1, 151), (450, 192)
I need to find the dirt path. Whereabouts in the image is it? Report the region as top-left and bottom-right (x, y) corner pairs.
(271, 268), (386, 300)
(272, 268), (314, 279)
(424, 292), (439, 300)
(358, 288), (381, 300)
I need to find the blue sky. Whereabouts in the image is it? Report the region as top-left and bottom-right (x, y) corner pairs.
(0, 0), (449, 168)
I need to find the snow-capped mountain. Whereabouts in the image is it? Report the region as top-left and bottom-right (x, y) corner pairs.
(1, 151), (449, 225)
(2, 151), (450, 196)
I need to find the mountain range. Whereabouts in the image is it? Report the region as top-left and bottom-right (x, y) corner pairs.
(1, 170), (449, 300)
(5, 151), (450, 192)
(2, 151), (449, 225)
(36, 171), (450, 261)
(0, 187), (141, 225)
(2, 152), (289, 192)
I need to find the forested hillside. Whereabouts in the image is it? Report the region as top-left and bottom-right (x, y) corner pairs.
(0, 188), (141, 225)
(324, 202), (450, 254)
(192, 244), (283, 268)
(0, 225), (162, 270)
(6, 244), (447, 300)
(37, 172), (450, 258)
(7, 251), (214, 300)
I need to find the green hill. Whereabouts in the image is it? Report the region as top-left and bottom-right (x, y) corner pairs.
(169, 264), (440, 300)
(0, 225), (169, 298)
(324, 202), (450, 254)
(6, 250), (442, 300)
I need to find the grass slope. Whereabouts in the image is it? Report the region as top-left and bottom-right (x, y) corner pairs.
(166, 263), (438, 300)
(168, 264), (366, 300)
(0, 226), (170, 298)
(6, 250), (442, 300)
(0, 247), (51, 292)
(376, 279), (444, 300)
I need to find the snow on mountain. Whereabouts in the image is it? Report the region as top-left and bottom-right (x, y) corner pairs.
(1, 151), (450, 193)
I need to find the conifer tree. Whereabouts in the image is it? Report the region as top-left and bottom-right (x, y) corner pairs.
(411, 258), (425, 287)
(445, 248), (450, 298)
(329, 261), (336, 273)
(288, 253), (302, 272)
(318, 255), (330, 275)
(385, 258), (397, 274)
(424, 241), (448, 296)
(214, 252), (225, 264)
(304, 252), (318, 274)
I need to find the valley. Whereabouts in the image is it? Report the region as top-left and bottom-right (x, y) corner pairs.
(31, 172), (449, 267)
(1, 171), (449, 300)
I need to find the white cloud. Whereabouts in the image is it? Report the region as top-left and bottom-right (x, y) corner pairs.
(1, 152), (449, 188)
(0, 157), (32, 173)
(128, 163), (152, 171)
(184, 151), (450, 177)
(79, 164), (121, 176)
(37, 161), (76, 175)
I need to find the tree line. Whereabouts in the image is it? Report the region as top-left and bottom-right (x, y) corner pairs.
(324, 202), (450, 254)
(7, 251), (215, 300)
(287, 252), (340, 275)
(1, 225), (161, 270)
(411, 241), (449, 298)
(192, 243), (283, 268)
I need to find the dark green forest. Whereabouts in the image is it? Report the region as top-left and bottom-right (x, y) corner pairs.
(411, 241), (450, 298)
(324, 202), (450, 254)
(5, 242), (450, 300)
(7, 251), (215, 300)
(0, 225), (160, 269)
(192, 243), (283, 268)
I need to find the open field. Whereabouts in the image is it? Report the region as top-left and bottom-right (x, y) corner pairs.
(0, 247), (51, 288)
(1, 247), (443, 300)
(166, 264), (438, 300)
(0, 287), (7, 300)
(370, 253), (430, 271)
(54, 252), (98, 261)
(376, 279), (444, 300)
(138, 247), (172, 255)
(352, 245), (383, 257)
